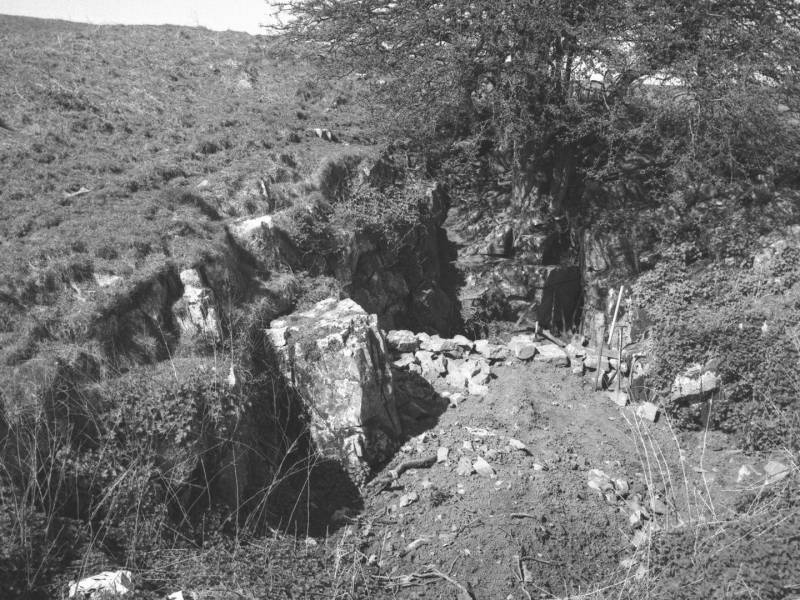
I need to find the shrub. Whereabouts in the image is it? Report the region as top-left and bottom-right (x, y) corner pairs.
(633, 250), (800, 451)
(0, 356), (304, 597)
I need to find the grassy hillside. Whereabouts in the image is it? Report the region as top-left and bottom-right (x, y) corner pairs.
(0, 14), (383, 367)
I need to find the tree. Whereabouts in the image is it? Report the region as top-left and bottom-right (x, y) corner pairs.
(279, 0), (800, 217)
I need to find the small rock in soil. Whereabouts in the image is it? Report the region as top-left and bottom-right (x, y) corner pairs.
(399, 491), (419, 507)
(468, 381), (489, 396)
(457, 456), (473, 476)
(649, 495), (668, 515)
(449, 392), (465, 408)
(508, 335), (537, 360)
(473, 456), (495, 477)
(625, 498), (649, 528)
(508, 438), (529, 453)
(533, 343), (569, 366)
(630, 530), (649, 549)
(736, 464), (761, 483)
(605, 390), (628, 407)
(764, 460), (790, 484)
(587, 469), (613, 492)
(437, 446), (450, 463)
(635, 401), (659, 422)
(404, 537), (429, 553)
(521, 561), (535, 582)
(613, 478), (629, 498)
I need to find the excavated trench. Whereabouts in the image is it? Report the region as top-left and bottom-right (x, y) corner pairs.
(0, 151), (589, 540)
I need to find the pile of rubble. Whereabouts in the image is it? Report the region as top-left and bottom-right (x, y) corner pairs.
(385, 330), (569, 399)
(386, 326), (731, 428)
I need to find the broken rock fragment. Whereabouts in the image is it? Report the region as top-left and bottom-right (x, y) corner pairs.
(446, 358), (484, 389)
(473, 456), (495, 477)
(671, 365), (720, 401)
(764, 460), (790, 484)
(635, 401), (659, 422)
(587, 469), (613, 493)
(474, 339), (510, 361)
(467, 381), (489, 396)
(68, 571), (134, 599)
(175, 268), (221, 342)
(508, 438), (529, 453)
(392, 353), (419, 370)
(419, 334), (459, 354)
(399, 491), (419, 507)
(736, 464), (761, 484)
(533, 343), (569, 366)
(508, 335), (537, 360)
(449, 392), (465, 408)
(456, 456), (473, 476)
(416, 350), (448, 379)
(386, 329), (419, 352)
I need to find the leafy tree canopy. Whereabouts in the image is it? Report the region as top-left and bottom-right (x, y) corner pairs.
(279, 0), (800, 211)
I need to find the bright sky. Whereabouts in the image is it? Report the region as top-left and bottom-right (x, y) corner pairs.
(0, 0), (283, 34)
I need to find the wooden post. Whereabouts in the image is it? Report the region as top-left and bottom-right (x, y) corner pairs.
(607, 285), (625, 346)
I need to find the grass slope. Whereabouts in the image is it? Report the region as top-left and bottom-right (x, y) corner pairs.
(0, 14), (380, 366)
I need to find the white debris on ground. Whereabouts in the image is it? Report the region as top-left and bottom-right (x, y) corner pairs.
(68, 571), (133, 599)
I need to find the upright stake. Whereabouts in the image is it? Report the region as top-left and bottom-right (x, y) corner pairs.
(607, 285), (625, 346)
(617, 325), (625, 397)
(595, 323), (607, 392)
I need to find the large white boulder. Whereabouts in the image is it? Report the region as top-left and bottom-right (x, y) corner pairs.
(268, 298), (401, 478)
